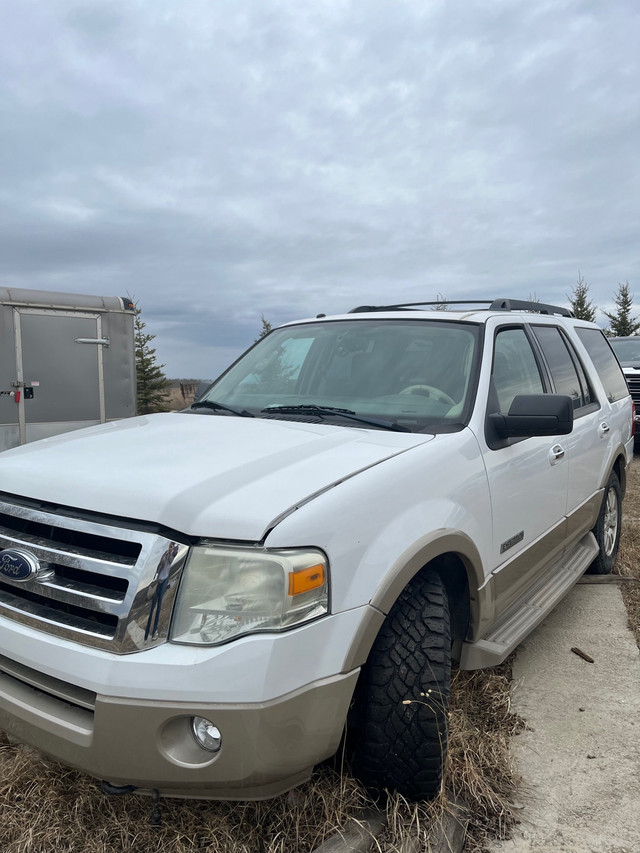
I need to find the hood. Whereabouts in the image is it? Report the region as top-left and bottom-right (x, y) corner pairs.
(0, 413), (433, 540)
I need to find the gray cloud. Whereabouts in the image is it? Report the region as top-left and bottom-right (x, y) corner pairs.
(1, 0), (639, 378)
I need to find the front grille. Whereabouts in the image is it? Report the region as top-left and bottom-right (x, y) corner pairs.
(0, 497), (189, 653)
(0, 510), (141, 563)
(625, 375), (640, 405)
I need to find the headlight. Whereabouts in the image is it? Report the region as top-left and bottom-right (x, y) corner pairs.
(170, 545), (328, 645)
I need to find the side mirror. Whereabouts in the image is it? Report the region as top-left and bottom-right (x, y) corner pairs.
(489, 394), (574, 438)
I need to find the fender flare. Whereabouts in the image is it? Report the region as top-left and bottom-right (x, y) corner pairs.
(343, 530), (487, 671)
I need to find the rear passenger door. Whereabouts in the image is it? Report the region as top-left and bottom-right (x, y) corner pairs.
(529, 324), (604, 539)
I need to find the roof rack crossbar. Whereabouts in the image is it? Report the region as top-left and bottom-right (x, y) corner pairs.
(348, 299), (574, 317)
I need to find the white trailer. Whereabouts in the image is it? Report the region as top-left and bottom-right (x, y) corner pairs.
(0, 287), (135, 450)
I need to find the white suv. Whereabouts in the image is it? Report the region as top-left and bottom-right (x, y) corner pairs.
(0, 299), (633, 802)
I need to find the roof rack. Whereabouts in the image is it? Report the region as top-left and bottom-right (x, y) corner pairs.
(348, 300), (490, 313)
(348, 299), (574, 318)
(489, 299), (573, 317)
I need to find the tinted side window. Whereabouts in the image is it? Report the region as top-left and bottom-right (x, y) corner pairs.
(532, 325), (594, 410)
(491, 328), (544, 412)
(576, 328), (630, 403)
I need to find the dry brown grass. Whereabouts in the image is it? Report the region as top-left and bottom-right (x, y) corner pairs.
(165, 380), (207, 412)
(0, 739), (370, 853)
(446, 663), (524, 850)
(616, 455), (640, 647)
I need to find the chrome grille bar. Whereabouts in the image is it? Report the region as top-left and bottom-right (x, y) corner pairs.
(0, 498), (189, 653)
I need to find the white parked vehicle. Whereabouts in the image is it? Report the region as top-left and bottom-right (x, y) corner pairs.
(0, 299), (633, 801)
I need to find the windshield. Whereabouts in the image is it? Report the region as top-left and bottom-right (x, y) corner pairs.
(609, 338), (640, 363)
(200, 319), (480, 432)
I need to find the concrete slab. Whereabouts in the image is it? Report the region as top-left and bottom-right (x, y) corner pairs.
(311, 808), (386, 852)
(489, 583), (640, 853)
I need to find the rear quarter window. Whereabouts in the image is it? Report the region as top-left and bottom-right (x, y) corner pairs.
(575, 328), (629, 403)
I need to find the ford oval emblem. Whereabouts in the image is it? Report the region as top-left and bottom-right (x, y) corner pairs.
(0, 548), (40, 582)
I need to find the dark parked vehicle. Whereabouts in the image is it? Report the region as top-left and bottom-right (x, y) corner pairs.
(609, 337), (640, 449)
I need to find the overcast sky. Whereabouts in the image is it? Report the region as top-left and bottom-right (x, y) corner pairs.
(1, 0), (639, 378)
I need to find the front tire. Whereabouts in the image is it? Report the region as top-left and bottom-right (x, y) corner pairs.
(352, 571), (451, 801)
(587, 471), (622, 575)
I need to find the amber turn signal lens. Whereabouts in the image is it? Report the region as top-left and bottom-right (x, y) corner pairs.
(288, 564), (325, 596)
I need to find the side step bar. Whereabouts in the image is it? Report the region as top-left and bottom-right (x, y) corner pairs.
(459, 532), (599, 670)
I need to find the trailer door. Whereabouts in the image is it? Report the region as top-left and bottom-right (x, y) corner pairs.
(15, 309), (106, 445)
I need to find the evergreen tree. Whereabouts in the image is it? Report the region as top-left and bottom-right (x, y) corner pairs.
(133, 299), (170, 414)
(568, 273), (597, 322)
(602, 282), (640, 337)
(255, 314), (273, 342)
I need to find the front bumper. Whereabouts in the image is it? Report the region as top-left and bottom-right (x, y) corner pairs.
(0, 607), (373, 799)
(0, 663), (358, 799)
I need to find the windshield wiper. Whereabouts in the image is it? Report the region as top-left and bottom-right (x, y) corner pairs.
(191, 400), (255, 418)
(260, 405), (410, 432)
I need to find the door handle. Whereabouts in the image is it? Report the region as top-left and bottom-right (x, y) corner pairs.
(75, 337), (110, 347)
(550, 444), (565, 464)
(599, 422), (610, 436)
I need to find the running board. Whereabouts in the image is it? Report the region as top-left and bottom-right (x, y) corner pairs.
(459, 532), (599, 670)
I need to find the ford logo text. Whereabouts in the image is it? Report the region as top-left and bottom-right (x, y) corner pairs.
(0, 548), (40, 582)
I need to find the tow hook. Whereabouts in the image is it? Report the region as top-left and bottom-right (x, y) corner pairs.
(101, 782), (163, 827)
(101, 781), (137, 796)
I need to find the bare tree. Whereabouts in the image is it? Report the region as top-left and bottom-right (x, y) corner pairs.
(434, 292), (448, 311)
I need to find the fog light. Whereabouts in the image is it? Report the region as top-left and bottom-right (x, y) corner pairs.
(190, 717), (222, 753)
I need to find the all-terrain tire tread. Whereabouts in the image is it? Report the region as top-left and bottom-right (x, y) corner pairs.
(353, 571), (451, 800)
